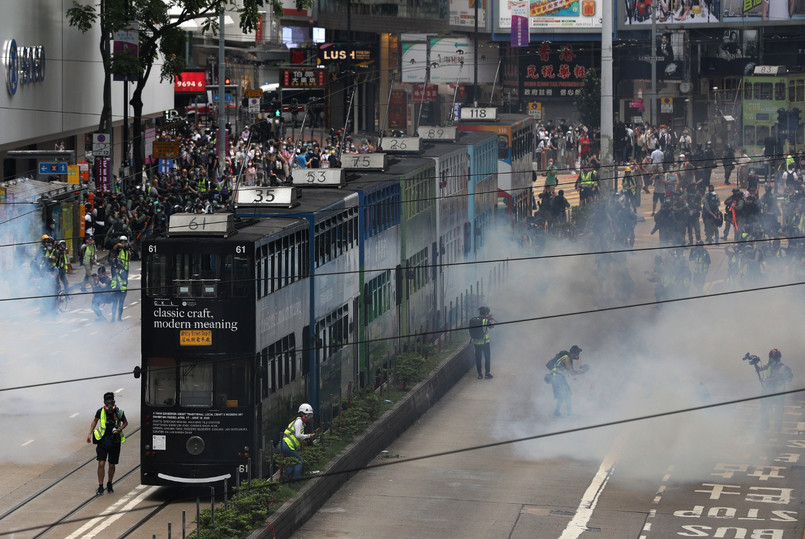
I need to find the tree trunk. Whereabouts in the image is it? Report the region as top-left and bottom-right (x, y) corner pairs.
(131, 82), (145, 181)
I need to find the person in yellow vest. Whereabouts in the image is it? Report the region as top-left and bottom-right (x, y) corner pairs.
(574, 163), (598, 206)
(470, 306), (496, 379)
(277, 403), (316, 481)
(110, 264), (128, 322)
(86, 392), (127, 495)
(546, 345), (588, 417)
(80, 236), (98, 291)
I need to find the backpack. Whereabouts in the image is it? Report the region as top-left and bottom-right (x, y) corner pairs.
(546, 351), (567, 371)
(468, 317), (485, 340)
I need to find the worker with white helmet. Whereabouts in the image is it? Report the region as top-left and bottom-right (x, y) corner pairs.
(277, 403), (316, 481)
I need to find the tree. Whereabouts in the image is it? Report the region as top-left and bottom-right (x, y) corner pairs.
(574, 68), (601, 129)
(67, 0), (314, 177)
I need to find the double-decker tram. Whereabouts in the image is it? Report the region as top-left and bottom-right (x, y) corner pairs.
(741, 67), (805, 159)
(141, 213), (310, 484)
(139, 142), (505, 486)
(455, 110), (534, 224)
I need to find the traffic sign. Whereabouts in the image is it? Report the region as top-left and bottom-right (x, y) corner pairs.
(93, 133), (111, 156)
(158, 159), (175, 173)
(212, 93), (233, 103)
(248, 97), (260, 113)
(39, 162), (68, 174)
(245, 89), (263, 98)
(153, 141), (180, 159)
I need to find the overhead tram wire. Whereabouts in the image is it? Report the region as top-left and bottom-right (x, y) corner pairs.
(1, 384), (803, 537)
(1, 278), (803, 394)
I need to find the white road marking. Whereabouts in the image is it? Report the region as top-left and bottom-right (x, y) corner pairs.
(70, 413), (79, 418)
(64, 485), (158, 539)
(114, 388), (124, 394)
(21, 440), (34, 447)
(559, 428), (631, 539)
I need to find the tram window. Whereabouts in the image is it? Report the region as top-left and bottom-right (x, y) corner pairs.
(756, 125), (770, 144)
(743, 125), (755, 147)
(232, 254), (250, 297)
(146, 253), (169, 296)
(215, 358), (249, 407)
(179, 362), (213, 407)
(744, 83), (752, 100)
(146, 356), (177, 406)
(791, 79), (805, 102)
(775, 82), (786, 101)
(756, 82), (772, 100)
(498, 136), (509, 160)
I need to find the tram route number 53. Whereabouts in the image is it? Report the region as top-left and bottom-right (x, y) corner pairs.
(291, 169), (345, 187)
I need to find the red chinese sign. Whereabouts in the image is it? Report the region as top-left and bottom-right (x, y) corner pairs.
(517, 42), (594, 99)
(280, 69), (325, 88)
(174, 71), (206, 93)
(412, 84), (438, 103)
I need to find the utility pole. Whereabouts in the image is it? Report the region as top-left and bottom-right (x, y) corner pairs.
(217, 8), (226, 177)
(473, 0), (479, 106)
(601, 0), (614, 191)
(650, 2), (657, 127)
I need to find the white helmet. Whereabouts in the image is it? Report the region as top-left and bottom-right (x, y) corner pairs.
(119, 235), (128, 242)
(298, 403), (313, 415)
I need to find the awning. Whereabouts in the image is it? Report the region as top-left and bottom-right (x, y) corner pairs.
(0, 178), (81, 203)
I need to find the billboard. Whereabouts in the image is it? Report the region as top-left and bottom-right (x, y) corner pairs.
(428, 37), (499, 83)
(722, 0), (805, 23)
(401, 42), (428, 83)
(620, 31), (688, 82)
(449, 0), (487, 28)
(497, 0), (603, 30)
(699, 29), (760, 77)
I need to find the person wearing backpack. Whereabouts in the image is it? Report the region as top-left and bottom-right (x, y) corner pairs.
(469, 306), (495, 379)
(546, 345), (586, 417)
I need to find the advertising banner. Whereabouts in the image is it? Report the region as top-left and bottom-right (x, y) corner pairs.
(722, 0), (805, 24)
(449, 0), (487, 27)
(511, 1), (530, 48)
(699, 29), (760, 77)
(498, 0), (602, 29)
(401, 42), (428, 83)
(113, 23), (139, 81)
(429, 37), (499, 83)
(620, 32), (687, 82)
(94, 158), (111, 193)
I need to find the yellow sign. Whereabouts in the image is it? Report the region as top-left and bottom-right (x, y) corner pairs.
(245, 89), (263, 98)
(527, 102), (542, 110)
(153, 141), (181, 159)
(67, 165), (80, 184)
(180, 330), (212, 346)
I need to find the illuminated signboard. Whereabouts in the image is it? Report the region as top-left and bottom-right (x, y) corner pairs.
(317, 43), (375, 65)
(280, 68), (325, 88)
(174, 71), (206, 93)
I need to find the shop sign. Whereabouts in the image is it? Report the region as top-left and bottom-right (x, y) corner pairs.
(281, 68), (325, 88)
(6, 39), (46, 95)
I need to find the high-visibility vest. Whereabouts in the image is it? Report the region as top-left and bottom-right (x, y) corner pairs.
(111, 273), (128, 292)
(282, 418), (301, 451)
(116, 248), (130, 271)
(83, 244), (96, 265)
(198, 177), (208, 193)
(622, 174), (636, 194)
(580, 171), (596, 188)
(93, 407), (126, 443)
(472, 318), (492, 346)
(551, 354), (571, 375)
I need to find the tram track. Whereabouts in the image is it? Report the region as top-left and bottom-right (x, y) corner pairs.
(0, 427), (141, 538)
(30, 464), (141, 539)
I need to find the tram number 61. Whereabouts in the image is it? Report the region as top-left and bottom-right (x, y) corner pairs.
(238, 464), (249, 473)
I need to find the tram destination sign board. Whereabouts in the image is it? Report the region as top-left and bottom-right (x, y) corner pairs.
(378, 137), (421, 153)
(291, 168), (345, 187)
(235, 186), (299, 207)
(341, 153), (387, 170)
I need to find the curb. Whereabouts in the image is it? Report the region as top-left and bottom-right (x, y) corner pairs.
(250, 342), (474, 539)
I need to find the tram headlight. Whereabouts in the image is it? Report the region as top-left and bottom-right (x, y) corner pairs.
(186, 435), (205, 456)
